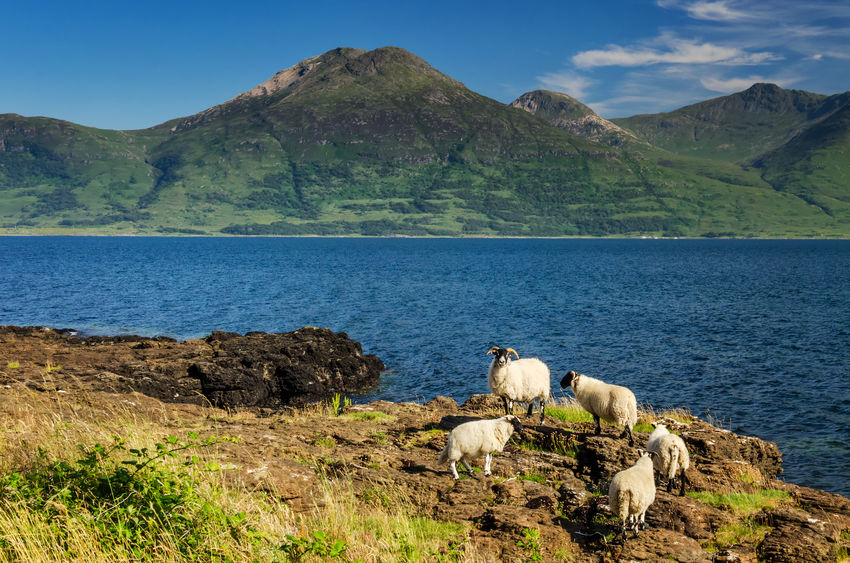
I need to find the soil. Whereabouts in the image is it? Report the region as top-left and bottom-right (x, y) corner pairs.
(1, 325), (848, 562)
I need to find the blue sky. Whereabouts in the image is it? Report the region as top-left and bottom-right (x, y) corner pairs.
(3, 0), (848, 129)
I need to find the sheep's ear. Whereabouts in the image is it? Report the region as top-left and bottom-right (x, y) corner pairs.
(487, 346), (500, 356)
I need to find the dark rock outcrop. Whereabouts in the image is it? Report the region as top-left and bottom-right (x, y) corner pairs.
(188, 327), (384, 408)
(0, 325), (383, 408)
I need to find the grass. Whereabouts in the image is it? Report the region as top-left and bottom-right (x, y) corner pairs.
(519, 472), (547, 484)
(712, 519), (772, 549)
(313, 435), (337, 448)
(546, 400), (594, 424)
(340, 411), (395, 423)
(688, 488), (791, 517)
(0, 387), (484, 562)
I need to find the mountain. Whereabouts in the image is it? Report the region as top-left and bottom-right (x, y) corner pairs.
(753, 102), (850, 222)
(1, 48), (849, 237)
(613, 83), (849, 163)
(510, 90), (635, 146)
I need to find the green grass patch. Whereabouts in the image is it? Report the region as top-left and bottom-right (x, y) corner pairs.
(369, 432), (390, 445)
(519, 472), (546, 484)
(547, 403), (594, 424)
(550, 432), (578, 459)
(517, 440), (545, 452)
(712, 519), (772, 549)
(688, 488), (790, 516)
(633, 422), (654, 433)
(340, 411), (395, 423)
(314, 435), (337, 448)
(5, 362), (19, 369)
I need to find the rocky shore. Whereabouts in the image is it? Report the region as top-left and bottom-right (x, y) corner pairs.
(1, 325), (849, 561)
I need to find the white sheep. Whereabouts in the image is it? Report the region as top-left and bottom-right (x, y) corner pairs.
(646, 422), (690, 496)
(437, 415), (524, 480)
(608, 450), (656, 540)
(560, 370), (637, 446)
(487, 346), (551, 424)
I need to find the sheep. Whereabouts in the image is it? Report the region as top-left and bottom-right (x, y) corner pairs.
(437, 415), (524, 480)
(608, 450), (656, 540)
(560, 370), (637, 446)
(646, 422), (690, 496)
(487, 346), (551, 424)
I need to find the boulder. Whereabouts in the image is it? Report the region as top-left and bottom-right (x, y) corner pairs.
(187, 327), (384, 408)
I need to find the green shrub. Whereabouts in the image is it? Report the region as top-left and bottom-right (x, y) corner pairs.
(0, 434), (248, 561)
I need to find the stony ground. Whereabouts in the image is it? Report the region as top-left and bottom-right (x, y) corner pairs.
(2, 326), (850, 561)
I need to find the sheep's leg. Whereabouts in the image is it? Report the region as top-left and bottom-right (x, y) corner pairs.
(461, 459), (474, 475)
(619, 425), (634, 446)
(679, 471), (688, 496)
(593, 415), (602, 435)
(539, 401), (545, 425)
(526, 401), (533, 419)
(502, 397), (510, 415)
(484, 453), (492, 476)
(449, 461), (460, 480)
(667, 477), (674, 493)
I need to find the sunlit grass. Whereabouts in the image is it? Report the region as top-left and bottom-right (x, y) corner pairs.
(688, 489), (791, 517)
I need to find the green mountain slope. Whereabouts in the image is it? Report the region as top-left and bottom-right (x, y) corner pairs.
(612, 83), (846, 163)
(1, 48), (849, 237)
(754, 102), (850, 221)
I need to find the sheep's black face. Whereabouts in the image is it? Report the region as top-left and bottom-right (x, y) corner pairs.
(560, 371), (577, 388)
(507, 415), (524, 437)
(492, 348), (510, 367)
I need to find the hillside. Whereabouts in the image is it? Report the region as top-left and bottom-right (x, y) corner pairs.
(612, 83), (848, 163)
(753, 102), (850, 221)
(1, 48), (849, 237)
(2, 325), (849, 561)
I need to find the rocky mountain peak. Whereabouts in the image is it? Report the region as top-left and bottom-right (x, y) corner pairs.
(511, 89), (635, 146)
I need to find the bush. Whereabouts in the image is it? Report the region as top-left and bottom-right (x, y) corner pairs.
(0, 434), (252, 561)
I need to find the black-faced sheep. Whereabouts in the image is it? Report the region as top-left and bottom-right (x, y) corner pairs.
(608, 450), (656, 540)
(487, 346), (551, 424)
(437, 415), (524, 480)
(560, 371), (637, 446)
(646, 422), (690, 496)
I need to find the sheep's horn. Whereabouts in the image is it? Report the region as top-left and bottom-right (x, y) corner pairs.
(486, 346), (500, 355)
(506, 348), (519, 359)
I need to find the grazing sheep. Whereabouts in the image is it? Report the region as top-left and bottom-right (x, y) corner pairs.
(437, 415), (524, 480)
(608, 450), (656, 540)
(560, 371), (637, 446)
(646, 422), (690, 496)
(487, 346), (551, 424)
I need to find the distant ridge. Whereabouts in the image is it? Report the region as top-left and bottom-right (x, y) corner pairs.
(1, 48), (849, 237)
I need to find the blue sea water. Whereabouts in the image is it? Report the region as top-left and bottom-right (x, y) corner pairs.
(1, 237), (848, 496)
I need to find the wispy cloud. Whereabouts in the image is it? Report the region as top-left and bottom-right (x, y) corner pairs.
(540, 0), (849, 117)
(700, 75), (797, 92)
(537, 71), (593, 98)
(685, 1), (751, 21)
(572, 36), (779, 68)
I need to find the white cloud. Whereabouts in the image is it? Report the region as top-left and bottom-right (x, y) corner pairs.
(700, 75), (798, 92)
(686, 1), (751, 21)
(572, 36), (778, 68)
(537, 71), (593, 98)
